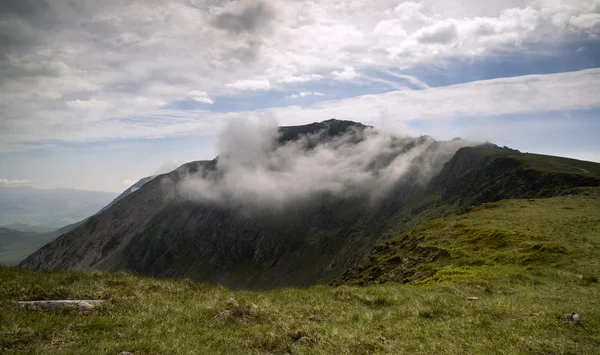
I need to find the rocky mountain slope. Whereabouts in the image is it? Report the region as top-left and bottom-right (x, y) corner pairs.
(99, 175), (156, 213)
(19, 120), (600, 289)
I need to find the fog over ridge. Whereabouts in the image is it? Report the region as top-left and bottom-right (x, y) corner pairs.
(176, 119), (478, 209)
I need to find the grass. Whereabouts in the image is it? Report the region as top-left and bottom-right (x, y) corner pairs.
(339, 194), (600, 286)
(2, 195), (600, 354)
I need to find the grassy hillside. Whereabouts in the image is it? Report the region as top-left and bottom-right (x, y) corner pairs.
(0, 222), (82, 266)
(0, 228), (59, 266)
(336, 194), (600, 286)
(2, 195), (599, 354)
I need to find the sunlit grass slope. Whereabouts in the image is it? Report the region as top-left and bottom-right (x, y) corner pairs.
(2, 195), (599, 354)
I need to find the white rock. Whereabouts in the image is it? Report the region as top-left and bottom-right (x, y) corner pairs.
(467, 297), (479, 301)
(18, 300), (104, 312)
(569, 312), (581, 323)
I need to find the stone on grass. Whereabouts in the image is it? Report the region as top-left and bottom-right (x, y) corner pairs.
(18, 300), (104, 312)
(569, 312), (581, 323)
(467, 297), (479, 301)
(293, 336), (313, 346)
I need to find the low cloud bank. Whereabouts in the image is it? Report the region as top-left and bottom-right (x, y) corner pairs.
(177, 119), (477, 209)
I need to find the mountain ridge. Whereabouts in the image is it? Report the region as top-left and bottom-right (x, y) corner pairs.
(19, 120), (600, 289)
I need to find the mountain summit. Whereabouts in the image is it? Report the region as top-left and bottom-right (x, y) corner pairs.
(19, 120), (600, 289)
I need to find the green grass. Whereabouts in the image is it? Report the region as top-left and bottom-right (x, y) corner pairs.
(2, 196), (600, 354)
(340, 195), (600, 286)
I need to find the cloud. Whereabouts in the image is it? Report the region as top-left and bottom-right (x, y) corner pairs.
(66, 98), (113, 110)
(122, 179), (136, 186)
(155, 161), (179, 175)
(568, 13), (600, 30)
(382, 71), (430, 89)
(210, 2), (275, 35)
(186, 90), (214, 104)
(332, 66), (358, 80)
(287, 91), (324, 98)
(277, 74), (324, 83)
(1, 68), (599, 152)
(226, 79), (271, 91)
(0, 179), (32, 185)
(179, 120), (476, 209)
(268, 69), (600, 125)
(178, 119), (477, 210)
(416, 21), (458, 44)
(1, 0), (600, 152)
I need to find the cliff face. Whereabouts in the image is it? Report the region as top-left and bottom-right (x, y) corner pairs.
(19, 121), (600, 289)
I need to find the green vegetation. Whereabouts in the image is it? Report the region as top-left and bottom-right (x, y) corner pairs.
(339, 195), (600, 286)
(0, 222), (81, 266)
(0, 229), (59, 266)
(2, 195), (599, 354)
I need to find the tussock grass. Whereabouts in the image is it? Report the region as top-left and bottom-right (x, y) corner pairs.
(2, 196), (600, 354)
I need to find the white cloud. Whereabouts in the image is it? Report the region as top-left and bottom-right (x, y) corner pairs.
(179, 118), (477, 209)
(0, 179), (32, 185)
(66, 99), (113, 110)
(568, 13), (600, 30)
(271, 69), (600, 124)
(288, 91), (325, 98)
(331, 66), (358, 80)
(416, 21), (459, 44)
(186, 90), (214, 104)
(226, 79), (271, 91)
(122, 180), (136, 186)
(277, 74), (324, 83)
(300, 91), (324, 97)
(2, 68), (598, 152)
(1, 0), (599, 152)
(382, 72), (430, 89)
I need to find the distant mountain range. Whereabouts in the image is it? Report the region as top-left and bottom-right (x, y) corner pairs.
(19, 120), (600, 288)
(0, 177), (155, 265)
(0, 186), (117, 230)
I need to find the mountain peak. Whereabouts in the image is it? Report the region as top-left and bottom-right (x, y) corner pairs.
(277, 119), (368, 144)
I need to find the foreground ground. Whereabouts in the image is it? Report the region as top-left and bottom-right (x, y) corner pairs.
(1, 196), (599, 354)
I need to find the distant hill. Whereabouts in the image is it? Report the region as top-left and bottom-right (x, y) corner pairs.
(0, 227), (61, 266)
(1, 179), (152, 265)
(0, 186), (117, 230)
(20, 120), (600, 289)
(0, 223), (55, 233)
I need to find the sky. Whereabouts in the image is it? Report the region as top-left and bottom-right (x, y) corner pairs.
(0, 0), (599, 193)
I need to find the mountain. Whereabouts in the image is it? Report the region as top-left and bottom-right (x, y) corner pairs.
(0, 223), (55, 233)
(4, 193), (599, 353)
(0, 179), (152, 266)
(99, 175), (156, 213)
(19, 120), (600, 289)
(0, 186), (117, 230)
(0, 219), (88, 266)
(1, 227), (62, 266)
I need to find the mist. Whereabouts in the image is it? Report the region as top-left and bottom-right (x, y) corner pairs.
(177, 119), (478, 209)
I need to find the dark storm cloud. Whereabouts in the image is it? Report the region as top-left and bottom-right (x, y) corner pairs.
(211, 2), (275, 34)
